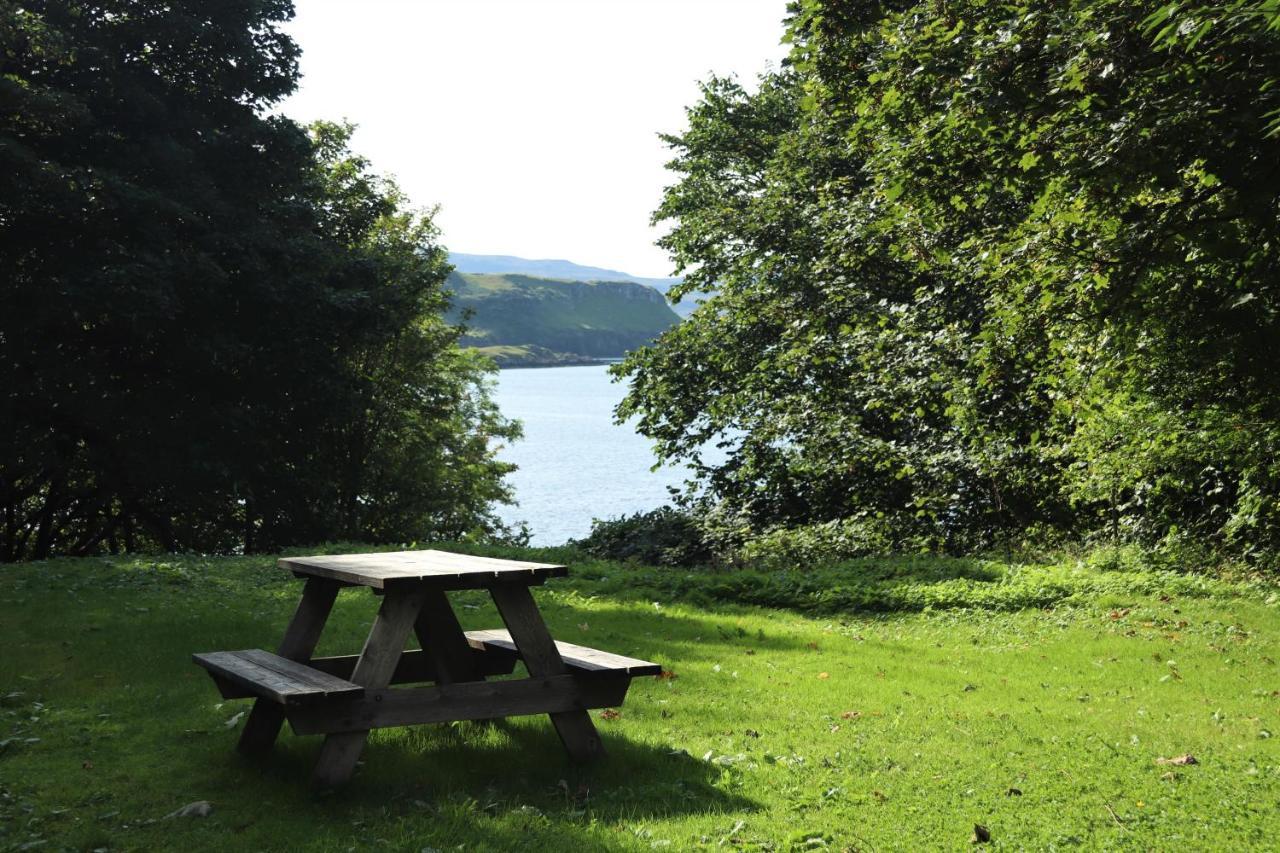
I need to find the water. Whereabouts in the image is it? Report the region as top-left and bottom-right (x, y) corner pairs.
(492, 364), (699, 545)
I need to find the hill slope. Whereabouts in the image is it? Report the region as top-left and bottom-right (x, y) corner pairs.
(449, 253), (697, 318)
(446, 271), (679, 366)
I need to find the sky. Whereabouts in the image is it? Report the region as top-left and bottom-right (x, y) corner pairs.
(280, 0), (790, 278)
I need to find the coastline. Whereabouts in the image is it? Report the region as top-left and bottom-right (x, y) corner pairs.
(499, 357), (624, 370)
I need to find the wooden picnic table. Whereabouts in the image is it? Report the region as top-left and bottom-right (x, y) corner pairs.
(193, 550), (659, 787)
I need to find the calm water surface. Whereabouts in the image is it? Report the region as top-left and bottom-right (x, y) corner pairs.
(492, 364), (703, 545)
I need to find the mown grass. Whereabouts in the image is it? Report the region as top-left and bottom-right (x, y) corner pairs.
(1, 546), (1278, 851)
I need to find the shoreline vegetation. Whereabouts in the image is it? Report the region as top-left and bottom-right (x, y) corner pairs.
(471, 345), (624, 369)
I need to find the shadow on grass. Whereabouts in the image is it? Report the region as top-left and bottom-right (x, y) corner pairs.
(216, 718), (757, 829)
(453, 541), (1006, 582)
(823, 555), (1004, 583)
(550, 558), (1024, 617)
(448, 541), (1044, 616)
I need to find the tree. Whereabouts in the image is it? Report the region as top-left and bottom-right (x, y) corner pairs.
(617, 0), (1280, 560)
(1, 2), (517, 559)
(255, 122), (520, 549)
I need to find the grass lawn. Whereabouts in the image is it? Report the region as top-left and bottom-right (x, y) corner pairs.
(2, 545), (1278, 851)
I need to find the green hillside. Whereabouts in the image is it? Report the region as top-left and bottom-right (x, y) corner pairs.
(449, 252), (699, 318)
(446, 272), (679, 366)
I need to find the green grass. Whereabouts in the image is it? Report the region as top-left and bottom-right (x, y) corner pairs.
(2, 547), (1278, 851)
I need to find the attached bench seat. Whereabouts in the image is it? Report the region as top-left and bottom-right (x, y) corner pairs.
(194, 632), (659, 711)
(464, 629), (661, 677)
(193, 649), (363, 706)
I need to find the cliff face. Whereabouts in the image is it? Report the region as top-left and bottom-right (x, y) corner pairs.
(445, 272), (680, 363)
(551, 277), (670, 307)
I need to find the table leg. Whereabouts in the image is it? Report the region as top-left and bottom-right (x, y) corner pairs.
(489, 584), (604, 762)
(238, 576), (340, 755)
(311, 584), (428, 787)
(414, 589), (484, 684)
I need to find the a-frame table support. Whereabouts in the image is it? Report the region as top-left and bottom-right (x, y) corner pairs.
(238, 576), (341, 754)
(311, 585), (430, 787)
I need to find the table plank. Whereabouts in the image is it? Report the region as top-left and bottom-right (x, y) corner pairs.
(279, 550), (566, 589)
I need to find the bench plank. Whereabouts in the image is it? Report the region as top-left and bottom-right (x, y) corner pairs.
(217, 648), (512, 700)
(194, 649), (363, 706)
(465, 629), (662, 677)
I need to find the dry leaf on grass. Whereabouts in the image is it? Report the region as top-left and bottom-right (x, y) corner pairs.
(817, 672), (830, 680)
(1156, 753), (1198, 766)
(600, 708), (621, 721)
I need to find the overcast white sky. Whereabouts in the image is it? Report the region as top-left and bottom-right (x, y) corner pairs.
(280, 0), (789, 278)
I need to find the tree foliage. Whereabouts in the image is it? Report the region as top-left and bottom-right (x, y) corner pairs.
(1, 2), (516, 560)
(617, 0), (1280, 561)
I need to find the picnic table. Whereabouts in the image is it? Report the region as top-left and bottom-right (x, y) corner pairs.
(193, 550), (659, 787)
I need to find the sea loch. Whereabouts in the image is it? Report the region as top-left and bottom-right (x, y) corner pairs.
(492, 363), (712, 545)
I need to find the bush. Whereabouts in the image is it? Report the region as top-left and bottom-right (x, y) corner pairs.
(579, 507), (973, 569)
(575, 507), (714, 566)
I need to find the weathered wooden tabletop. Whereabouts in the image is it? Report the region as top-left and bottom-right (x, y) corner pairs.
(279, 549), (567, 589)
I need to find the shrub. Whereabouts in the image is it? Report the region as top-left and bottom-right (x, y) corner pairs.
(575, 507), (714, 566)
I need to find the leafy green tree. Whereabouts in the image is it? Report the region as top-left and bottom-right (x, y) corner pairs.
(618, 0), (1280, 560)
(2, 0), (316, 557)
(1, 2), (517, 559)
(260, 122), (520, 549)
